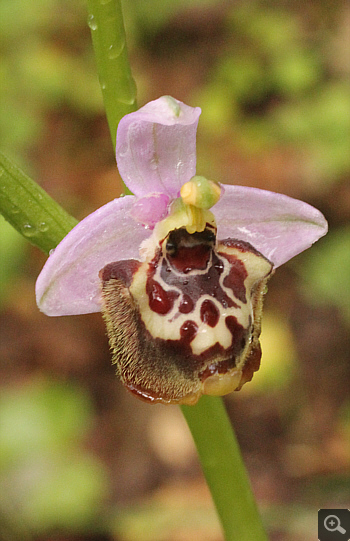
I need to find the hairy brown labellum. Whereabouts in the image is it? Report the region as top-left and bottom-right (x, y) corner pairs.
(99, 227), (273, 405)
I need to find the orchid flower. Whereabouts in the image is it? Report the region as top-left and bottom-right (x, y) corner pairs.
(36, 96), (327, 405)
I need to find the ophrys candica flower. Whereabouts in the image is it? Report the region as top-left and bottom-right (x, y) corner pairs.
(36, 96), (327, 405)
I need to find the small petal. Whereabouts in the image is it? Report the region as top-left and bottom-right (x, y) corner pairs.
(213, 185), (328, 267)
(36, 196), (151, 316)
(129, 193), (170, 228)
(116, 96), (201, 198)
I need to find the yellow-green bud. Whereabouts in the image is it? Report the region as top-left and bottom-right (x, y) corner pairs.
(180, 176), (221, 209)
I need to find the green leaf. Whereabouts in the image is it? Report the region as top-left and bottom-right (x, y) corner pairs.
(0, 152), (77, 254)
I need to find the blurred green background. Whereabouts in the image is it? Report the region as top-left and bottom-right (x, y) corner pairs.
(0, 0), (349, 540)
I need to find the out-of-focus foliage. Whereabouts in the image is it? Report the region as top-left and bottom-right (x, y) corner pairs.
(0, 378), (108, 537)
(338, 401), (350, 445)
(302, 226), (350, 324)
(112, 498), (221, 541)
(124, 0), (222, 34)
(193, 3), (350, 186)
(243, 312), (297, 394)
(0, 0), (102, 165)
(2, 0), (349, 187)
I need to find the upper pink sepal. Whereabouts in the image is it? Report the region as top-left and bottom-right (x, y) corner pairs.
(214, 185), (328, 268)
(116, 96), (201, 198)
(35, 196), (150, 316)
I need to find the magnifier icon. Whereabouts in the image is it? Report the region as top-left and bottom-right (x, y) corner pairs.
(324, 515), (346, 534)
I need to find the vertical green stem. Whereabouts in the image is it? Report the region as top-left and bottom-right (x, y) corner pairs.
(182, 397), (267, 541)
(87, 0), (137, 146)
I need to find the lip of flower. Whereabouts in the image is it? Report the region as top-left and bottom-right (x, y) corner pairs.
(35, 96), (328, 404)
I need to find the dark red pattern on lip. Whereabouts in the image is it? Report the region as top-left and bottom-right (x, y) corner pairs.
(167, 244), (211, 273)
(146, 279), (179, 315)
(179, 294), (194, 314)
(220, 253), (247, 304)
(100, 259), (141, 287)
(200, 299), (220, 327)
(180, 320), (198, 344)
(200, 358), (236, 381)
(225, 315), (248, 354)
(160, 250), (239, 312)
(144, 233), (255, 319)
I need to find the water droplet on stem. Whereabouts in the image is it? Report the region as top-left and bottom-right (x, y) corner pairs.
(38, 222), (49, 232)
(107, 39), (125, 59)
(87, 14), (98, 31)
(22, 223), (37, 237)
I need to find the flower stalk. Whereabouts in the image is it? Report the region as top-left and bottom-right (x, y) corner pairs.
(87, 0), (137, 146)
(181, 396), (268, 541)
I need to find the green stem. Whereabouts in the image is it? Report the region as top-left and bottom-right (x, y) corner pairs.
(87, 0), (137, 147)
(0, 153), (77, 254)
(182, 396), (268, 541)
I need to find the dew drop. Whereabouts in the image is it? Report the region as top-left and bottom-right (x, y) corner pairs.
(117, 96), (137, 106)
(38, 222), (49, 232)
(117, 78), (137, 106)
(87, 14), (98, 31)
(176, 160), (184, 174)
(99, 77), (107, 90)
(107, 39), (125, 59)
(22, 223), (37, 237)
